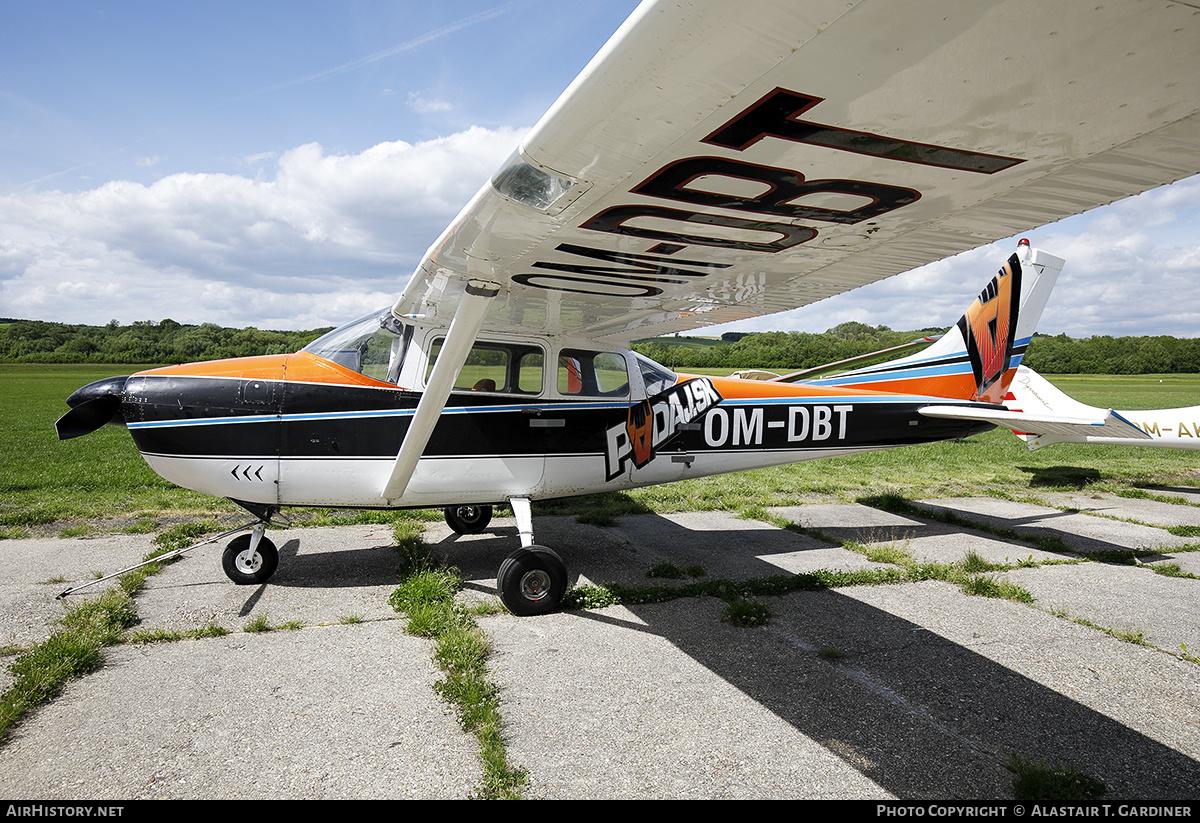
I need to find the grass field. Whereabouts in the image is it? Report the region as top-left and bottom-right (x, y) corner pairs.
(3, 363), (1199, 538)
(1, 364), (227, 536)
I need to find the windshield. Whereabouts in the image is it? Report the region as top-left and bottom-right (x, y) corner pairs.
(303, 308), (410, 383)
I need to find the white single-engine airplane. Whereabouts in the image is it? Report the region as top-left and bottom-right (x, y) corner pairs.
(1005, 366), (1200, 451)
(56, 1), (1200, 615)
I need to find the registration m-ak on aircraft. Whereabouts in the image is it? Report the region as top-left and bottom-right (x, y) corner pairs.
(56, 0), (1200, 615)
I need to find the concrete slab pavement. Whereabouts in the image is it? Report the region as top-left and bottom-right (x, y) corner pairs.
(0, 498), (1197, 799)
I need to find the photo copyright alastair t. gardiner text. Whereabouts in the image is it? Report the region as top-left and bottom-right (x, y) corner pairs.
(874, 805), (1195, 818)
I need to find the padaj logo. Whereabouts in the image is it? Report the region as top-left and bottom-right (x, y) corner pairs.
(604, 378), (723, 480)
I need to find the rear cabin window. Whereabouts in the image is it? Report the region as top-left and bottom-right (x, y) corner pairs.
(635, 353), (677, 396)
(426, 340), (544, 394)
(557, 350), (629, 397)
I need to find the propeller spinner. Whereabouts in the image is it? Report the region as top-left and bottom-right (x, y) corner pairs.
(55, 375), (130, 440)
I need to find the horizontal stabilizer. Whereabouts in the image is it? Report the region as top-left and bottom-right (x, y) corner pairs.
(917, 405), (1151, 441)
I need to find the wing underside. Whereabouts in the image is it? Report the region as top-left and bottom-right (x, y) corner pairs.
(395, 0), (1200, 344)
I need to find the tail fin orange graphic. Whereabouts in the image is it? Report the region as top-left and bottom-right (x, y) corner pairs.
(958, 255), (1020, 404)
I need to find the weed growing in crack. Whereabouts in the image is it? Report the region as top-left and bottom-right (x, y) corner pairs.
(388, 538), (527, 799)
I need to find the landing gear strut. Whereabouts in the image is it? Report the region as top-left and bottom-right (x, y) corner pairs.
(495, 497), (567, 616)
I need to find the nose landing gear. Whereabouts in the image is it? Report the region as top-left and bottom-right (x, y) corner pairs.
(221, 522), (279, 585)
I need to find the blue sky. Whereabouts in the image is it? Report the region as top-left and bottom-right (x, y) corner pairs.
(3, 2), (632, 190)
(2, 1), (1198, 338)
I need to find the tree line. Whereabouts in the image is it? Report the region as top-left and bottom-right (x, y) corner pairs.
(633, 323), (1200, 375)
(0, 318), (330, 364)
(3, 316), (1199, 374)
(634, 322), (937, 373)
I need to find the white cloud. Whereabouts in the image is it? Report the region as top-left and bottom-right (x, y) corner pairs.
(240, 151), (277, 168)
(407, 91), (454, 113)
(0, 126), (524, 328)
(3, 128), (1198, 341)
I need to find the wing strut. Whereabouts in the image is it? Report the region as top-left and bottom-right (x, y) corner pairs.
(380, 281), (500, 500)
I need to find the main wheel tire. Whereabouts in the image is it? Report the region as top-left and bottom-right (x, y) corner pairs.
(221, 534), (279, 585)
(497, 546), (567, 616)
(444, 504), (493, 534)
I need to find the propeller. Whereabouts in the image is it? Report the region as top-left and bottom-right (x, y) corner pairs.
(55, 375), (130, 440)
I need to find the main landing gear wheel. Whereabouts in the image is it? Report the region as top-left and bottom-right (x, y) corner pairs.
(444, 504), (493, 534)
(221, 534), (279, 585)
(497, 546), (567, 616)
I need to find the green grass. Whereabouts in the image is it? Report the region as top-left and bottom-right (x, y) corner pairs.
(127, 624), (231, 643)
(1146, 562), (1200, 580)
(724, 600), (771, 627)
(561, 584), (620, 610)
(243, 615), (272, 633)
(387, 535), (527, 800)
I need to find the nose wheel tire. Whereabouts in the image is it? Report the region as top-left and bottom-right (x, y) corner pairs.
(497, 546), (567, 616)
(221, 534), (279, 585)
(444, 504), (493, 534)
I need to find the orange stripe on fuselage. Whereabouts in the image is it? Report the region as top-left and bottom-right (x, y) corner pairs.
(841, 367), (1018, 402)
(136, 352), (395, 388)
(814, 372), (980, 401)
(696, 369), (1011, 403)
(136, 357), (1012, 401)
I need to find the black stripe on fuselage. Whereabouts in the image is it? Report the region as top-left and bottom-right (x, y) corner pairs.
(123, 375), (995, 462)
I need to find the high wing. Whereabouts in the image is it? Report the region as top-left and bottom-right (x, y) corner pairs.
(393, 0), (1200, 344)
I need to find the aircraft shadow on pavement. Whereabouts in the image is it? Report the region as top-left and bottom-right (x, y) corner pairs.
(242, 512), (1198, 797)
(615, 587), (1199, 798)
(261, 538), (406, 588)
(440, 512), (1200, 798)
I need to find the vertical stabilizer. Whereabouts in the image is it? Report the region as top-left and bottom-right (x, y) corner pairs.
(804, 240), (1064, 402)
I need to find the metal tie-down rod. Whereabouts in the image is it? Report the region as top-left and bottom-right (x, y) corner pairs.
(56, 519), (271, 600)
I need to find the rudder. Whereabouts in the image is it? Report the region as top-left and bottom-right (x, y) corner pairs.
(805, 240), (1064, 402)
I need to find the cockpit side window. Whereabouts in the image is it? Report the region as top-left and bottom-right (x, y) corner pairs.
(426, 339), (545, 395)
